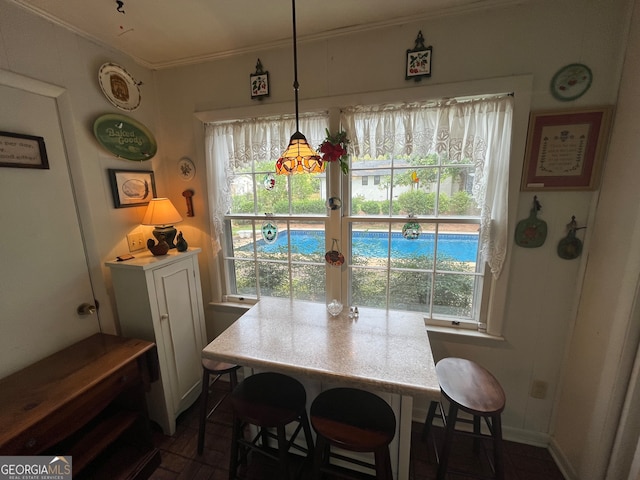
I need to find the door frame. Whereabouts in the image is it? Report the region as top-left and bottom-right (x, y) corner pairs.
(0, 68), (113, 332)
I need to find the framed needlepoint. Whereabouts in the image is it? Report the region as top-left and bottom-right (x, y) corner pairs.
(521, 106), (613, 191)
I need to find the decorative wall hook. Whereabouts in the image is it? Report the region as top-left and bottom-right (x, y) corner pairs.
(515, 195), (547, 248)
(557, 215), (586, 260)
(182, 189), (194, 217)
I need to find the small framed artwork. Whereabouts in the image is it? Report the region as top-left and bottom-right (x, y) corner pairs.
(108, 169), (156, 208)
(250, 58), (270, 100)
(521, 106), (613, 191)
(0, 131), (49, 169)
(406, 31), (432, 81)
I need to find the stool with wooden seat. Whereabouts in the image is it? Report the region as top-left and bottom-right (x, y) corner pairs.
(229, 371), (314, 480)
(422, 357), (506, 480)
(197, 358), (241, 455)
(310, 388), (396, 480)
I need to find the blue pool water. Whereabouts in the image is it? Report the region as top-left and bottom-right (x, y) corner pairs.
(239, 230), (479, 262)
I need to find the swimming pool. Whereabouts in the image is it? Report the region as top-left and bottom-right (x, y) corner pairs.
(237, 230), (479, 262)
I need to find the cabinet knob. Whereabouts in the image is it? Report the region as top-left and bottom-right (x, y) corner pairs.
(161, 314), (169, 321)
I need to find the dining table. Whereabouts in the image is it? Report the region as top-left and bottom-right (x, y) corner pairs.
(201, 297), (440, 480)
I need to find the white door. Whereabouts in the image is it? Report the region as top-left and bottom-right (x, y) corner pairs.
(0, 79), (100, 378)
(154, 260), (204, 415)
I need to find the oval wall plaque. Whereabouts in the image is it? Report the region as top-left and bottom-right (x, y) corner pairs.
(93, 113), (157, 161)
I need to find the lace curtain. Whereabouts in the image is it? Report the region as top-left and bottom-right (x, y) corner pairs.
(205, 113), (328, 253)
(341, 95), (513, 278)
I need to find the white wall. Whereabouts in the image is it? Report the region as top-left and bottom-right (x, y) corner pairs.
(0, 0), (635, 477)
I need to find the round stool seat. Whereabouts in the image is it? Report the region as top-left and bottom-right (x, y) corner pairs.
(311, 388), (395, 452)
(229, 372), (314, 480)
(436, 357), (505, 415)
(202, 358), (241, 375)
(231, 371), (308, 427)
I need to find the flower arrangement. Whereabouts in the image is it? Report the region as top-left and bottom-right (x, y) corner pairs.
(318, 129), (349, 174)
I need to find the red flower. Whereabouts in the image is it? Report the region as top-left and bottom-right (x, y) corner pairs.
(318, 130), (349, 174)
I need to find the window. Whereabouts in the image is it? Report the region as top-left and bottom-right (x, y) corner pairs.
(206, 113), (330, 301)
(340, 97), (513, 329)
(204, 91), (515, 333)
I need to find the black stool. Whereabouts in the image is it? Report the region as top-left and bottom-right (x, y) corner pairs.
(423, 357), (506, 480)
(229, 372), (314, 480)
(197, 359), (241, 455)
(310, 388), (396, 480)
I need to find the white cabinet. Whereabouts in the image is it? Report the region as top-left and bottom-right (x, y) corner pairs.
(106, 249), (207, 435)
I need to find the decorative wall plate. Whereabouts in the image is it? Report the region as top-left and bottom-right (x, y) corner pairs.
(178, 157), (196, 180)
(550, 63), (592, 101)
(98, 63), (141, 111)
(93, 113), (157, 161)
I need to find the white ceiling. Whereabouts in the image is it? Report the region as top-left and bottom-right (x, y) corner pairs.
(8, 0), (523, 69)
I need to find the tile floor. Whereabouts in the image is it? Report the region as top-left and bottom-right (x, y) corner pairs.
(149, 380), (565, 479)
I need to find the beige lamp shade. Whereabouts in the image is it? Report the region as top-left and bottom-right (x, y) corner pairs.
(142, 198), (183, 249)
(142, 198), (183, 226)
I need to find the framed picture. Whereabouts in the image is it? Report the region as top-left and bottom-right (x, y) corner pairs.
(108, 169), (156, 208)
(0, 131), (49, 169)
(405, 31), (432, 81)
(250, 58), (269, 100)
(521, 106), (613, 191)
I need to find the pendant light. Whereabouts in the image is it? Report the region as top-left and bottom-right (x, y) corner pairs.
(275, 0), (324, 175)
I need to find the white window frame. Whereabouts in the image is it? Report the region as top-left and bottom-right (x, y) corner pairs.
(197, 75), (533, 337)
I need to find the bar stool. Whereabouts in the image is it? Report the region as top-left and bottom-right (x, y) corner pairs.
(423, 357), (506, 480)
(229, 372), (314, 480)
(197, 359), (241, 455)
(310, 388), (396, 480)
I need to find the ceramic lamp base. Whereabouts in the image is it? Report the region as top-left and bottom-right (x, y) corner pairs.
(153, 226), (177, 248)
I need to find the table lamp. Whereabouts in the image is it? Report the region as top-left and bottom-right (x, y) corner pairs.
(142, 198), (183, 248)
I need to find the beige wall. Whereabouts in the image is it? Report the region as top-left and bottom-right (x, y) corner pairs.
(0, 0), (636, 477)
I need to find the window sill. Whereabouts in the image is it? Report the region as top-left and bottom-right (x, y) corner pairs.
(426, 324), (505, 344)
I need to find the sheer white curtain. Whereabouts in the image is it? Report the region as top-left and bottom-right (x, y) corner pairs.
(205, 113), (328, 253)
(341, 95), (513, 278)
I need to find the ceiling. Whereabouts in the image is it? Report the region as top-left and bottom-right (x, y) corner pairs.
(8, 0), (523, 69)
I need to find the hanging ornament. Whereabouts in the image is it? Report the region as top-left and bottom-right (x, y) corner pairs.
(402, 216), (422, 240)
(515, 196), (547, 248)
(263, 173), (276, 190)
(261, 214), (278, 244)
(326, 197), (342, 210)
(557, 216), (585, 260)
(325, 239), (345, 267)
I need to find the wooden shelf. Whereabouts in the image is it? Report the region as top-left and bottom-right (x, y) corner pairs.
(0, 334), (160, 480)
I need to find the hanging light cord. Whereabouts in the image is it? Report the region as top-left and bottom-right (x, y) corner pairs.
(291, 0), (300, 133)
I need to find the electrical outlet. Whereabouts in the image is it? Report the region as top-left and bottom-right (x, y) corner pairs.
(530, 380), (548, 399)
(127, 232), (145, 252)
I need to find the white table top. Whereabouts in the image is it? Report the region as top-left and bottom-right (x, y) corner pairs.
(202, 298), (439, 398)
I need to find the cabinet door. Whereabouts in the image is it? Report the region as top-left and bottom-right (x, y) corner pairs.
(153, 259), (205, 415)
